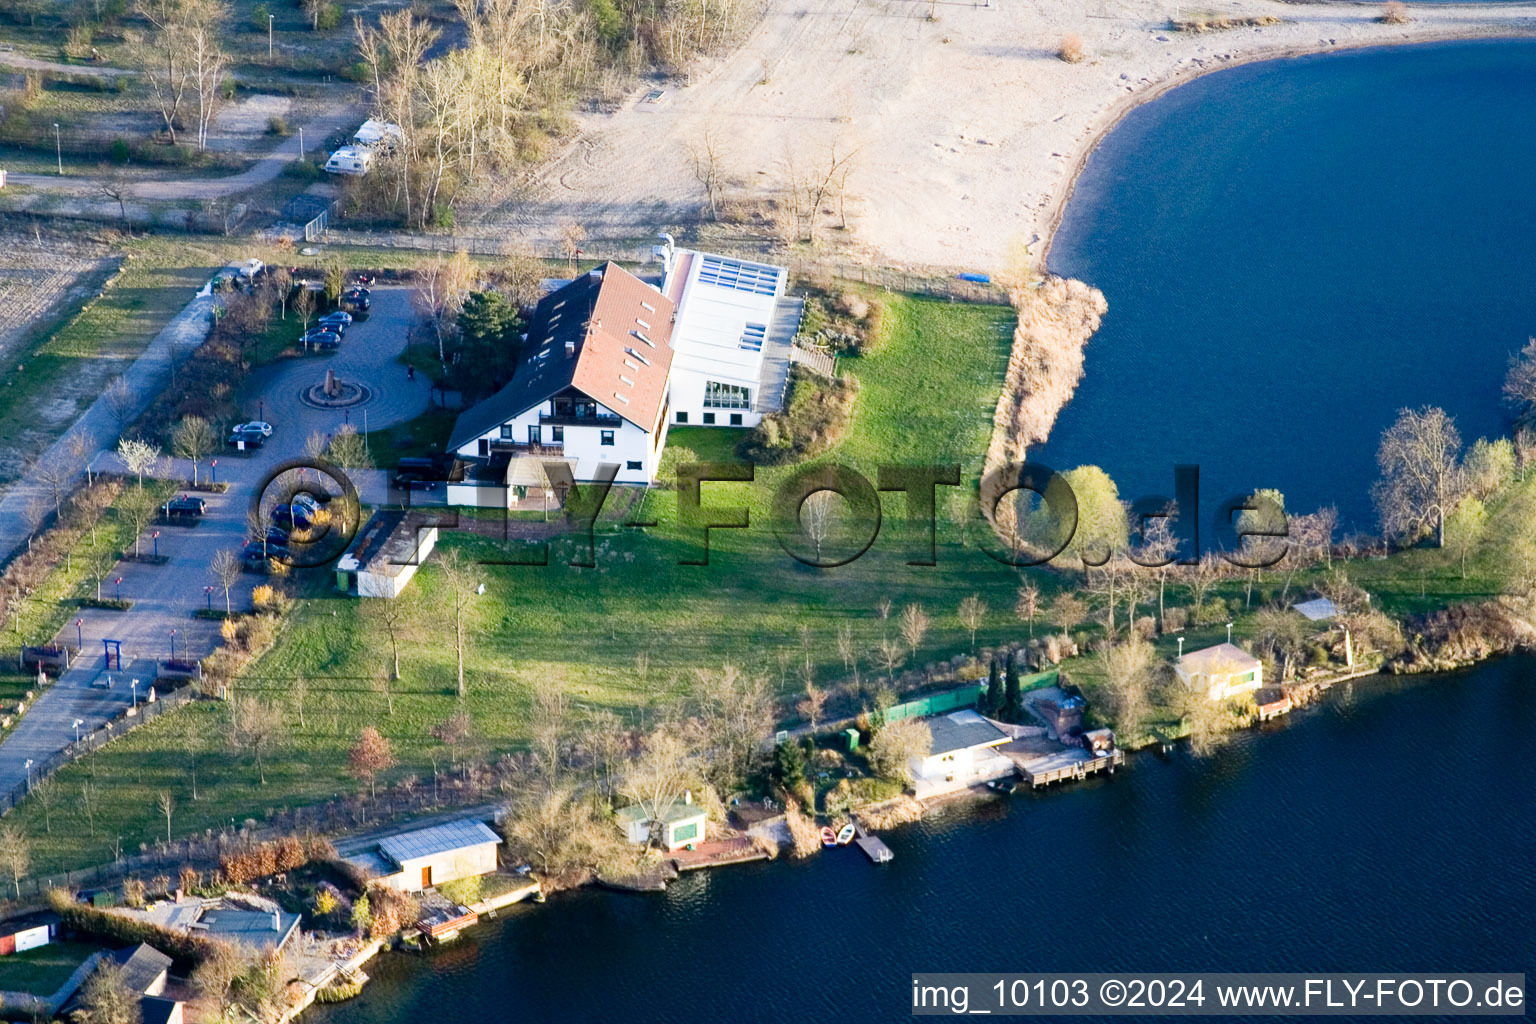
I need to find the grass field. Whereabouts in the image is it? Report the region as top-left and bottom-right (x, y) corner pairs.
(0, 939), (99, 995)
(5, 292), (1037, 874)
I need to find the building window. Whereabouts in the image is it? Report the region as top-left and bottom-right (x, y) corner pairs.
(600, 430), (615, 446)
(528, 426), (541, 445)
(703, 381), (751, 410)
(676, 411), (688, 424)
(627, 460), (642, 470)
(702, 413), (716, 425)
(499, 425), (514, 440)
(551, 426), (564, 443)
(672, 820), (699, 844)
(730, 413), (743, 426)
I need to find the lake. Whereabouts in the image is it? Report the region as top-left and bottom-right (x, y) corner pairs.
(312, 42), (1536, 1024)
(314, 656), (1535, 1023)
(1044, 40), (1536, 534)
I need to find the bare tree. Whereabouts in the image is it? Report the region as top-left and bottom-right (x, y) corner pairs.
(96, 171), (133, 236)
(898, 603), (929, 666)
(115, 437), (160, 487)
(957, 594), (987, 652)
(171, 415), (216, 486)
(431, 708), (474, 777)
(835, 622), (860, 688)
(349, 727), (397, 800)
(156, 789), (174, 844)
(228, 697), (283, 784)
(688, 126), (730, 220)
(1374, 406), (1463, 547)
(103, 376), (135, 436)
(118, 487), (157, 558)
(866, 718), (931, 785)
(0, 824), (28, 899)
(559, 221), (587, 274)
(797, 681), (827, 731)
(67, 430), (95, 486)
(529, 680), (568, 780)
(437, 548), (479, 697)
(364, 590), (422, 681)
(34, 456), (72, 519)
(209, 549), (241, 615)
(620, 728), (694, 845)
(1097, 637), (1154, 742)
(32, 778), (58, 833)
(1051, 591), (1088, 640)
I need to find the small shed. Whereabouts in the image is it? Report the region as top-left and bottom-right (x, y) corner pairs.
(0, 911), (54, 955)
(110, 943), (172, 996)
(374, 818), (502, 893)
(1175, 642), (1263, 701)
(1082, 728), (1116, 756)
(617, 793), (708, 852)
(141, 996), (184, 1024)
(335, 510), (438, 599)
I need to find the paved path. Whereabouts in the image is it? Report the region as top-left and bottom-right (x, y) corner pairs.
(0, 287), (433, 799)
(0, 295), (214, 566)
(0, 50), (134, 79)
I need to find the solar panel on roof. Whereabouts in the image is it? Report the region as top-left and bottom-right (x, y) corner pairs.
(739, 322), (767, 352)
(699, 255), (781, 297)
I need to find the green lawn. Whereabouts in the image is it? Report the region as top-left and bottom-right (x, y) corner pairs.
(0, 939), (100, 996)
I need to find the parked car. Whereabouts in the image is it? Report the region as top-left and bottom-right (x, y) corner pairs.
(232, 421), (273, 438)
(341, 288), (371, 313)
(164, 495), (206, 519)
(318, 311), (353, 331)
(392, 473), (438, 492)
(309, 330), (341, 351)
(227, 429), (266, 449)
(272, 495), (318, 531)
(242, 540), (290, 567)
(264, 526), (291, 547)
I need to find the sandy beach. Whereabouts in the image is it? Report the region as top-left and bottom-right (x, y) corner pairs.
(487, 0), (1536, 271)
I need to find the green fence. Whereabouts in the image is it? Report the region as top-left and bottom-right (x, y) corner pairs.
(882, 668), (1059, 723)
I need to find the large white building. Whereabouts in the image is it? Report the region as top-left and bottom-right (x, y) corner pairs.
(447, 262), (677, 488)
(657, 237), (798, 429)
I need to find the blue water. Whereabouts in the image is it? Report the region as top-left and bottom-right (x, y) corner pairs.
(315, 659), (1536, 1024)
(312, 43), (1536, 1024)
(1045, 40), (1536, 533)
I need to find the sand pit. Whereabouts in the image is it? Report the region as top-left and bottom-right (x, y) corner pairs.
(485, 0), (1536, 270)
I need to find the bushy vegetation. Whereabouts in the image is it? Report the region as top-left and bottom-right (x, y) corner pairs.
(738, 366), (858, 465)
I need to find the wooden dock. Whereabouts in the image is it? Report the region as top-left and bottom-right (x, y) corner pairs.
(999, 735), (1125, 789)
(855, 835), (893, 863)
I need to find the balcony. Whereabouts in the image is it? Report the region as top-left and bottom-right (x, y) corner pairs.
(540, 412), (622, 427)
(488, 440), (565, 456)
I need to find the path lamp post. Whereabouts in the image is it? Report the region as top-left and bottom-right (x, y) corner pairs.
(204, 586), (214, 612)
(130, 679), (138, 710)
(23, 760), (32, 793)
(152, 530), (161, 559)
(53, 123), (61, 175)
(268, 14), (275, 59)
(72, 719), (83, 744)
(1226, 621), (1234, 645)
(298, 127), (304, 160)
(210, 458), (218, 484)
(1177, 636), (1185, 659)
(258, 399), (264, 423)
(75, 618), (83, 650)
(114, 577), (123, 603)
(168, 630), (177, 663)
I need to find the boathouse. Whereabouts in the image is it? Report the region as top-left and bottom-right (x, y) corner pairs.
(617, 792), (708, 852)
(366, 818), (503, 893)
(910, 709), (1013, 799)
(1174, 642), (1263, 701)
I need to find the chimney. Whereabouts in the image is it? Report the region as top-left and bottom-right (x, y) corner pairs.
(565, 340), (576, 357)
(684, 789), (692, 806)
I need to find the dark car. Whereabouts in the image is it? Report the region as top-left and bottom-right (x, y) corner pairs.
(264, 526), (291, 547)
(312, 331), (341, 351)
(392, 473), (438, 492)
(272, 495), (318, 531)
(227, 429), (266, 449)
(342, 288), (371, 312)
(242, 540), (290, 566)
(164, 495), (206, 519)
(318, 311), (353, 332)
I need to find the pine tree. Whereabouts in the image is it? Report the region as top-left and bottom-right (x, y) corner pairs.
(985, 659), (1003, 717)
(1004, 651), (1022, 722)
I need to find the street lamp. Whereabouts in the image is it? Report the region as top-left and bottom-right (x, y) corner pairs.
(1177, 636), (1185, 659)
(210, 458), (218, 484)
(72, 718), (83, 743)
(53, 123), (61, 175)
(114, 576), (123, 603)
(268, 13), (275, 59)
(75, 618), (83, 650)
(1226, 622), (1234, 644)
(130, 679), (139, 709)
(152, 529), (161, 559)
(24, 760), (32, 793)
(298, 126), (304, 160)
(204, 586), (214, 612)
(169, 630), (177, 663)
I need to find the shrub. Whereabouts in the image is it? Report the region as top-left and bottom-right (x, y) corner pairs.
(109, 138), (130, 164)
(1132, 616), (1156, 640)
(835, 292), (868, 320)
(283, 159), (321, 181)
(437, 876), (483, 907)
(266, 116), (290, 136)
(314, 887), (338, 916)
(123, 877), (147, 907)
(1058, 33), (1086, 63)
(1380, 1), (1410, 23)
(1162, 606), (1188, 632)
(737, 366), (858, 465)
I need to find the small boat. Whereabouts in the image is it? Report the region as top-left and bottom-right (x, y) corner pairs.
(836, 824), (856, 846)
(819, 826), (838, 847)
(987, 778), (1017, 794)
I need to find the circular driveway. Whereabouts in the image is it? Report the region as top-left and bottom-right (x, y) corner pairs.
(245, 285), (433, 442)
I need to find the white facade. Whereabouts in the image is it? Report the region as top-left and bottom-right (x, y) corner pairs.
(451, 394), (668, 487)
(659, 243), (789, 429)
(1175, 643), (1264, 701)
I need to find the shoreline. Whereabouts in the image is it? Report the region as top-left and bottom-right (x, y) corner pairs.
(1037, 28), (1536, 271)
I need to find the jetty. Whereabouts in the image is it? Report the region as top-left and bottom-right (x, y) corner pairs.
(855, 835), (893, 863)
(999, 734), (1123, 789)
